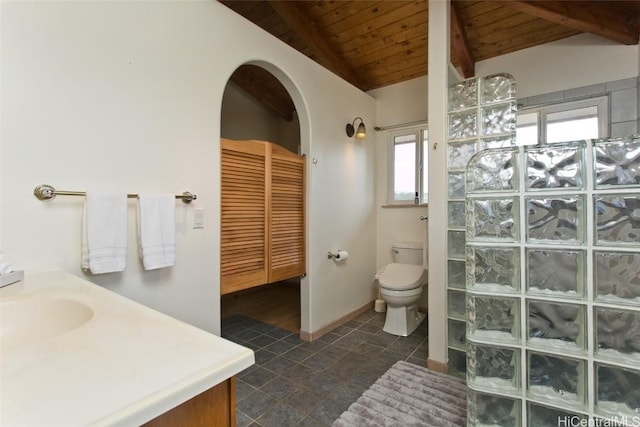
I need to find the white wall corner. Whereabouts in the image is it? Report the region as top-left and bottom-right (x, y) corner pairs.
(427, 0), (449, 367)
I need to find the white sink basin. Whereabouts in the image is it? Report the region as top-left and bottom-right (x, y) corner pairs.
(1, 297), (94, 348)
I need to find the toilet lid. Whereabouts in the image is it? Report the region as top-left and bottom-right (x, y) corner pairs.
(378, 263), (425, 291)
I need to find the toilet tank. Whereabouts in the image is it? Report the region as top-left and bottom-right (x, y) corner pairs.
(392, 242), (423, 265)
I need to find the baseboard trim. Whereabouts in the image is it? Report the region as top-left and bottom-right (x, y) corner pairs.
(427, 358), (448, 374)
(299, 300), (374, 342)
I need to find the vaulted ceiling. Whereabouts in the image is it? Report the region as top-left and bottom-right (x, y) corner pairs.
(220, 1), (640, 121)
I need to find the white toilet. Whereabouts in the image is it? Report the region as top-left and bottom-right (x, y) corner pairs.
(376, 242), (427, 336)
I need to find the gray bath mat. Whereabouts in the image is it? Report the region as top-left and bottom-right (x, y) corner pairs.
(332, 360), (467, 427)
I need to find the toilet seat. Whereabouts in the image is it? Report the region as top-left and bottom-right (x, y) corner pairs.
(378, 263), (425, 291)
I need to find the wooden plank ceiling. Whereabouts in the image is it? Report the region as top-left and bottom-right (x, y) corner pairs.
(220, 0), (640, 121)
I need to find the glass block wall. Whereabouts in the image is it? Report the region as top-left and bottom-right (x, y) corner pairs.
(465, 136), (640, 425)
(446, 74), (517, 377)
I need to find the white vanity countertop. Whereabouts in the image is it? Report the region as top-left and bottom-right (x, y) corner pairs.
(0, 271), (254, 426)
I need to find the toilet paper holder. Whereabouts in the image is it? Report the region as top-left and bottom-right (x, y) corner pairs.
(327, 250), (348, 261)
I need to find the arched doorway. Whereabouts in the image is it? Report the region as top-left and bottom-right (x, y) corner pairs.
(219, 63), (309, 336)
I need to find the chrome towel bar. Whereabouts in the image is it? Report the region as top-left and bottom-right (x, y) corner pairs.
(33, 184), (197, 204)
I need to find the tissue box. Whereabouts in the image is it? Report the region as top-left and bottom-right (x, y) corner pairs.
(0, 270), (24, 288)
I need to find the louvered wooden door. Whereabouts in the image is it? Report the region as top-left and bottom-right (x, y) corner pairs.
(220, 139), (305, 295)
(269, 144), (305, 282)
(220, 139), (269, 294)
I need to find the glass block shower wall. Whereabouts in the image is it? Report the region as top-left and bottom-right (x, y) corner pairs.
(446, 74), (517, 376)
(465, 136), (640, 426)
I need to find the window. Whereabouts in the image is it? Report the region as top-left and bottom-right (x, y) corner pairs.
(516, 96), (608, 146)
(387, 126), (428, 205)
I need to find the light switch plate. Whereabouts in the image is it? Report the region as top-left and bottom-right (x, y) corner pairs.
(193, 208), (205, 229)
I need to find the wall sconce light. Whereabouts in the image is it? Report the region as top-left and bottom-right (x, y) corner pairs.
(346, 117), (366, 139)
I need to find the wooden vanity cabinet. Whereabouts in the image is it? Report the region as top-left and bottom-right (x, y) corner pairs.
(143, 377), (236, 427)
(220, 139), (305, 295)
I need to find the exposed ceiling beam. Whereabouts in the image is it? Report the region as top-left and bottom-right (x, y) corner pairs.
(497, 0), (639, 45)
(268, 0), (364, 89)
(450, 2), (475, 78)
(230, 66), (295, 121)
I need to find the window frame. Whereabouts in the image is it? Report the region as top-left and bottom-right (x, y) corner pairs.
(386, 125), (428, 206)
(516, 96), (609, 146)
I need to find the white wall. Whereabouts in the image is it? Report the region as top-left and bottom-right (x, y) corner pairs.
(476, 33), (639, 98)
(368, 77), (429, 308)
(369, 77), (428, 129)
(426, 0), (450, 369)
(0, 1), (377, 336)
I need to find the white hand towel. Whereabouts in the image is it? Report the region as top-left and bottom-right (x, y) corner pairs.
(81, 192), (128, 274)
(137, 193), (176, 270)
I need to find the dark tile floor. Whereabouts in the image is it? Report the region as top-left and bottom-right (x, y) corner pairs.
(222, 310), (429, 427)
